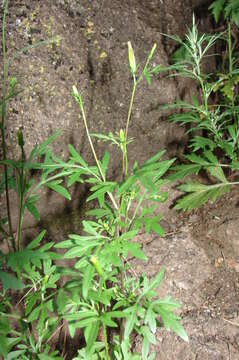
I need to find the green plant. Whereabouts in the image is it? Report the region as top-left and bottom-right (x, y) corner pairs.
(0, 0), (63, 252)
(1, 1), (188, 358)
(209, 0), (239, 25)
(51, 42), (188, 359)
(153, 15), (239, 210)
(0, 256), (62, 359)
(0, 1), (71, 358)
(56, 43), (187, 359)
(209, 0), (239, 104)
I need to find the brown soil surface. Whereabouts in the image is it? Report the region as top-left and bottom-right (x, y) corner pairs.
(135, 187), (239, 359)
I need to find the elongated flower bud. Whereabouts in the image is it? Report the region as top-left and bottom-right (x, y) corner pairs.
(128, 41), (137, 74)
(90, 255), (104, 277)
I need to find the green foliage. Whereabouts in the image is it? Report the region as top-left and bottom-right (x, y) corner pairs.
(0, 257), (62, 359)
(209, 0), (239, 25)
(155, 14), (239, 210)
(0, 129), (73, 249)
(58, 47), (187, 355)
(0, 1), (187, 358)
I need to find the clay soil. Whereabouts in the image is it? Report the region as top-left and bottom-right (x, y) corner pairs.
(135, 187), (239, 360)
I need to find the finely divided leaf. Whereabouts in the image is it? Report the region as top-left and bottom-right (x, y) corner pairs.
(68, 144), (88, 167)
(157, 304), (188, 341)
(27, 230), (46, 250)
(175, 182), (230, 210)
(168, 163), (201, 180)
(209, 0), (226, 22)
(46, 181), (71, 200)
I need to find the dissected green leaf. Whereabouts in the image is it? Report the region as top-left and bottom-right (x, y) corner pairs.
(7, 248), (59, 271)
(143, 151), (165, 166)
(156, 298), (188, 341)
(207, 165), (227, 182)
(64, 242), (99, 259)
(175, 182), (230, 210)
(26, 230), (46, 250)
(144, 215), (164, 236)
(209, 0), (226, 22)
(25, 195), (40, 221)
(87, 182), (116, 204)
(29, 131), (61, 161)
(225, 0), (239, 23)
(125, 242), (147, 260)
(140, 269), (165, 300)
(168, 163), (201, 180)
(68, 144), (88, 167)
(190, 136), (216, 151)
(162, 311), (188, 341)
(46, 181), (71, 200)
(86, 206), (114, 219)
(118, 175), (137, 195)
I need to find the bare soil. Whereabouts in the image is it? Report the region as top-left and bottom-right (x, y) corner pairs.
(137, 187), (239, 359)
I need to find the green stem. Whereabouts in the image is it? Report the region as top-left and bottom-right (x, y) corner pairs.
(80, 100), (106, 181)
(198, 75), (208, 113)
(125, 82), (136, 147)
(228, 22), (233, 76)
(125, 42), (156, 151)
(16, 170), (24, 251)
(1, 0), (8, 125)
(123, 82), (136, 178)
(227, 21), (236, 129)
(103, 324), (110, 360)
(206, 180), (239, 188)
(118, 76), (139, 341)
(1, 0), (15, 251)
(16, 137), (26, 250)
(119, 261), (125, 344)
(79, 99), (118, 210)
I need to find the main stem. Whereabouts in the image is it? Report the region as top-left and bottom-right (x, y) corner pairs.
(119, 80), (137, 343)
(124, 82), (136, 174)
(125, 82), (136, 142)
